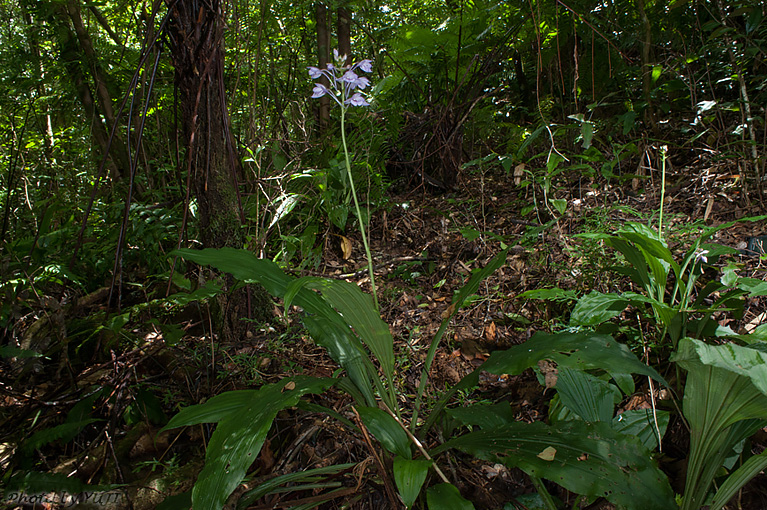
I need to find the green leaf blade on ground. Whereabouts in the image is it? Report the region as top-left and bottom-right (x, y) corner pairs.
(161, 390), (257, 431)
(569, 291), (628, 326)
(182, 377), (333, 510)
(427, 483), (475, 510)
(437, 420), (675, 510)
(481, 331), (667, 387)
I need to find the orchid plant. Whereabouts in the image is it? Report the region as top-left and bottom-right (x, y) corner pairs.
(308, 51), (379, 310)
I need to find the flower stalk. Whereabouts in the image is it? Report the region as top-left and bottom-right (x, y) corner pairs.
(309, 51), (379, 311)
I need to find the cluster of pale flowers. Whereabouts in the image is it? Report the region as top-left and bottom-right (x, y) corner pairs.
(308, 49), (372, 107)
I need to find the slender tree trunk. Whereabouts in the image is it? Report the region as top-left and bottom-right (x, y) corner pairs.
(165, 0), (271, 339)
(337, 6), (352, 65)
(636, 0), (657, 131)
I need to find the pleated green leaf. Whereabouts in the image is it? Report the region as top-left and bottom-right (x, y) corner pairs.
(570, 291), (628, 326)
(555, 367), (617, 423)
(188, 377), (334, 510)
(438, 420), (674, 510)
(393, 457), (431, 508)
(287, 277), (394, 387)
(672, 339), (767, 510)
(711, 450), (767, 510)
(357, 406), (411, 459)
(613, 409), (669, 451)
(482, 331), (667, 386)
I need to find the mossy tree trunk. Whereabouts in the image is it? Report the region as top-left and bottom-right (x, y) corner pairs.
(166, 0), (270, 340)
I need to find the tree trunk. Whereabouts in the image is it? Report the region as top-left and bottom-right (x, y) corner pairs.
(337, 6), (352, 65)
(165, 0), (271, 339)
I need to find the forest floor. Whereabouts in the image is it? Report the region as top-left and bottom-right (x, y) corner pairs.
(3, 156), (767, 509)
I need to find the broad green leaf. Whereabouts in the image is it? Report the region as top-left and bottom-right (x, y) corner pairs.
(672, 339), (767, 510)
(175, 248), (380, 406)
(570, 291), (628, 326)
(611, 371), (635, 395)
(613, 409), (669, 451)
(290, 278), (394, 386)
(726, 323), (767, 343)
(393, 457), (431, 508)
(736, 277), (767, 297)
(427, 483), (475, 510)
(303, 315), (378, 406)
(555, 367), (617, 423)
(357, 406), (411, 459)
(549, 198), (567, 215)
(437, 420), (674, 510)
(190, 377), (333, 510)
(482, 331), (667, 387)
(675, 339), (767, 394)
(161, 390), (257, 431)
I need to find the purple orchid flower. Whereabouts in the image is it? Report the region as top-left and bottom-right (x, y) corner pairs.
(308, 51), (372, 108)
(346, 93), (370, 107)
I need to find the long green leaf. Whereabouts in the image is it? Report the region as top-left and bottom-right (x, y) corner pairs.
(482, 331), (667, 386)
(174, 248), (341, 325)
(183, 377), (333, 510)
(175, 248), (381, 406)
(302, 315), (378, 406)
(161, 390), (256, 431)
(237, 463), (356, 509)
(710, 450), (767, 510)
(605, 237), (651, 290)
(412, 250), (507, 432)
(6, 471), (117, 494)
(449, 250), (507, 315)
(289, 277), (394, 387)
(569, 291), (628, 327)
(357, 406), (411, 459)
(438, 420), (675, 510)
(393, 457), (431, 508)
